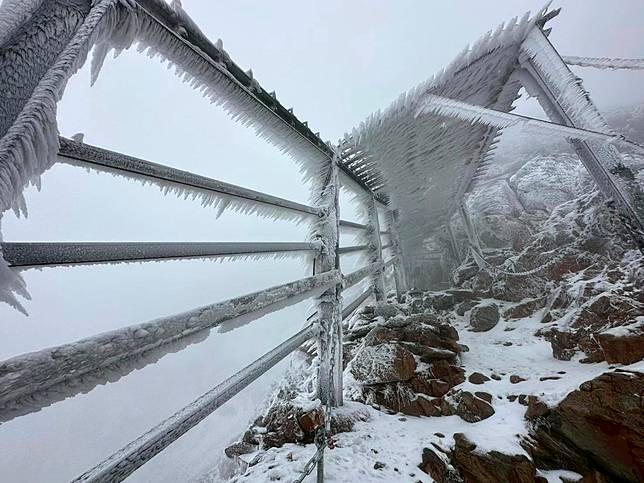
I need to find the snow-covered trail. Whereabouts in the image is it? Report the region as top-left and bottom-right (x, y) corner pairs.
(232, 296), (631, 483)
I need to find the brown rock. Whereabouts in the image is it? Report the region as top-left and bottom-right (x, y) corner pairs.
(596, 322), (644, 365)
(431, 360), (466, 387)
(455, 391), (495, 423)
(527, 370), (644, 482)
(468, 372), (490, 385)
(350, 343), (416, 384)
(451, 434), (536, 482)
(510, 375), (527, 384)
(419, 446), (461, 483)
(475, 391), (493, 403)
(525, 396), (549, 420)
(469, 303), (500, 332)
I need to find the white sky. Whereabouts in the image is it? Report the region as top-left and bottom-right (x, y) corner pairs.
(0, 1), (642, 481)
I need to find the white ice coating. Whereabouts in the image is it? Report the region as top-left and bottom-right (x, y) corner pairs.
(342, 6), (552, 287)
(0, 0), (333, 312)
(89, 2), (331, 192)
(0, 0), (126, 312)
(562, 56), (644, 71)
(60, 154), (316, 225)
(416, 94), (625, 145)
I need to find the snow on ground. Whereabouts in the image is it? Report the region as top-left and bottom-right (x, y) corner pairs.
(232, 295), (620, 482)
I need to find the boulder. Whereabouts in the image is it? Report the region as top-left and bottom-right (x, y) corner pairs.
(468, 372), (490, 385)
(350, 343), (416, 385)
(469, 303), (500, 332)
(526, 370), (644, 482)
(432, 293), (457, 311)
(454, 391), (495, 423)
(419, 446), (462, 483)
(596, 320), (644, 365)
(374, 302), (398, 319)
(451, 433), (537, 483)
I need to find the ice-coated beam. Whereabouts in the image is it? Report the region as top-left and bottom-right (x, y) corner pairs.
(59, 137), (321, 218)
(341, 287), (373, 320)
(416, 94), (642, 150)
(342, 261), (385, 290)
(0, 270), (340, 421)
(1, 241), (322, 268)
(130, 0), (385, 204)
(339, 219), (389, 234)
(562, 56), (644, 70)
(73, 323), (317, 483)
(337, 244), (369, 254)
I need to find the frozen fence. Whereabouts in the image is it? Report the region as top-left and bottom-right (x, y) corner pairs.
(0, 1), (407, 481)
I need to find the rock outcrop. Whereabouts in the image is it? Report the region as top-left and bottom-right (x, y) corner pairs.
(525, 369), (644, 482)
(348, 311), (464, 417)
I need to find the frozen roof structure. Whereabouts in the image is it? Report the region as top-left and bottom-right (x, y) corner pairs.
(338, 5), (644, 285)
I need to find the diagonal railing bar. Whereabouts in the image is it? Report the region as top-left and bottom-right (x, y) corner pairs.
(1, 241), (321, 268)
(343, 261), (384, 290)
(59, 138), (321, 217)
(73, 323), (317, 483)
(341, 286), (374, 320)
(337, 245), (369, 255)
(0, 271), (340, 420)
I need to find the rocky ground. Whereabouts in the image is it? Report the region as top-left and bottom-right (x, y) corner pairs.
(221, 236), (643, 482)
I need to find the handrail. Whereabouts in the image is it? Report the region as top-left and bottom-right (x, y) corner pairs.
(339, 219), (389, 235)
(59, 137), (321, 218)
(0, 271), (340, 420)
(1, 241), (321, 268)
(343, 261), (384, 290)
(132, 0), (387, 204)
(73, 323), (317, 482)
(342, 286), (373, 320)
(338, 245), (369, 255)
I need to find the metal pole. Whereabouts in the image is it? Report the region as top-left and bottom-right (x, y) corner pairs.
(458, 200), (485, 270)
(366, 195), (386, 301)
(386, 210), (407, 301)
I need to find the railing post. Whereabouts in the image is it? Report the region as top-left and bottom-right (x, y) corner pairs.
(387, 209), (407, 301)
(314, 153), (342, 408)
(458, 200), (485, 269)
(366, 195), (386, 301)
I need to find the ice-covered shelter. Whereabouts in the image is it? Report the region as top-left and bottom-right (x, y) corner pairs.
(338, 7), (644, 288)
(0, 1), (643, 481)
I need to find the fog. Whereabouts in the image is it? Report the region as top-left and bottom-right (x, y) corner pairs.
(0, 0), (642, 481)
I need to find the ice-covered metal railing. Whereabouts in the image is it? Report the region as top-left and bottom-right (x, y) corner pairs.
(73, 323), (318, 482)
(59, 137), (322, 220)
(1, 241), (322, 268)
(0, 270), (340, 422)
(0, 1), (406, 481)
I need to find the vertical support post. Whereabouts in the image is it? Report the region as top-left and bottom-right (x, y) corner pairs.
(458, 200), (485, 270)
(366, 195), (386, 301)
(314, 155), (342, 408)
(446, 220), (462, 264)
(387, 209), (407, 301)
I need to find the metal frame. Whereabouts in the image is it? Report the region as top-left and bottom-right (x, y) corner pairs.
(0, 2), (409, 481)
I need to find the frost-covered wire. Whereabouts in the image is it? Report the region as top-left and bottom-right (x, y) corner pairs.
(562, 56), (644, 71)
